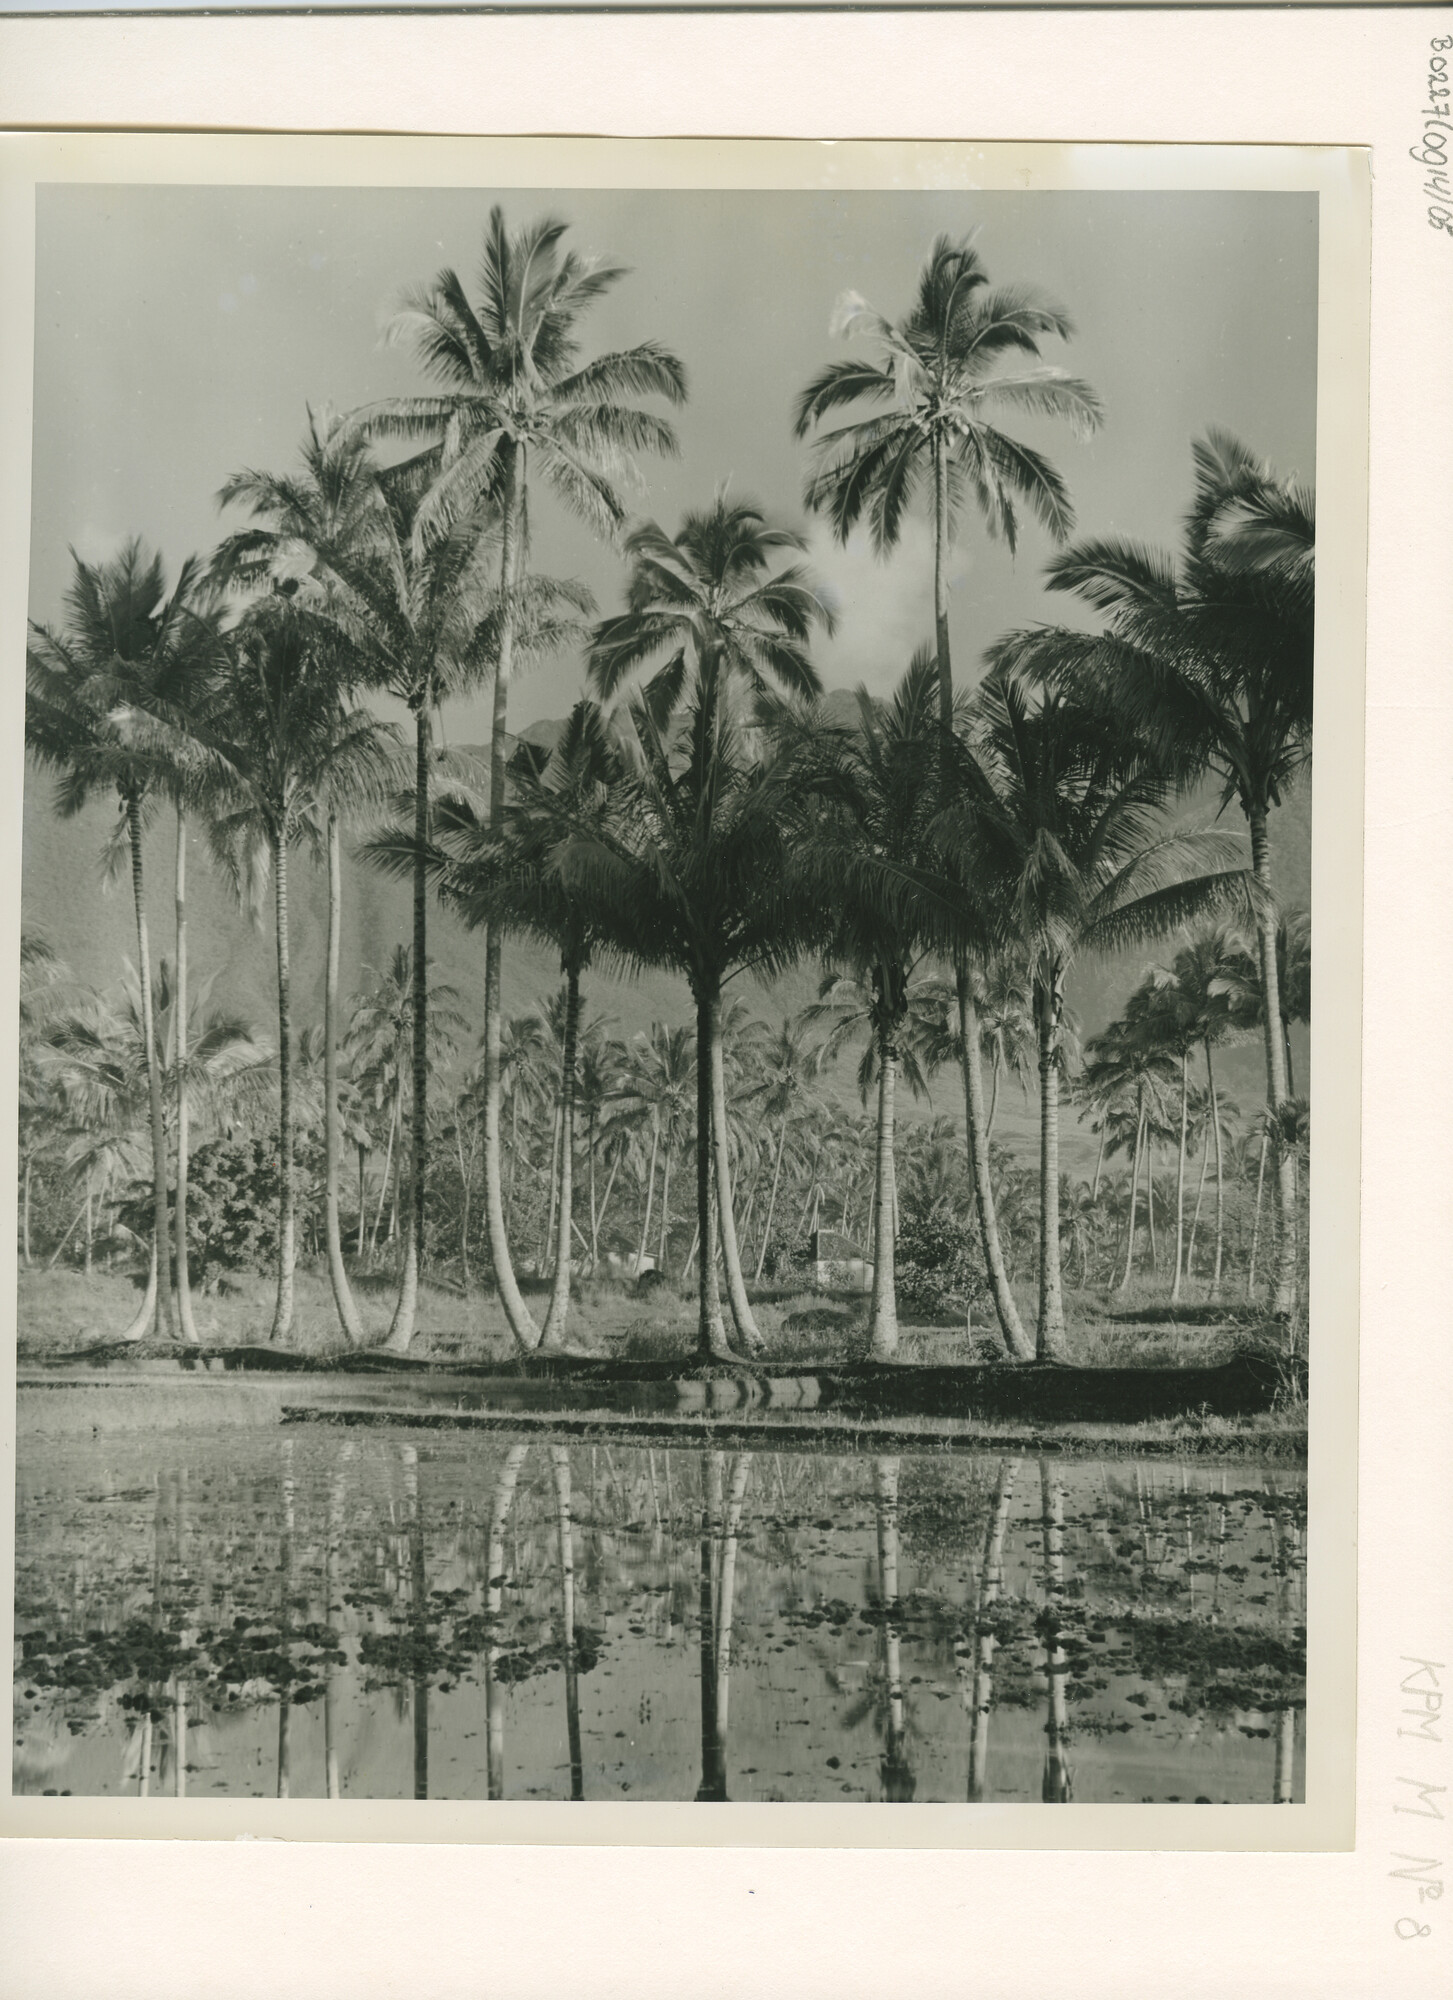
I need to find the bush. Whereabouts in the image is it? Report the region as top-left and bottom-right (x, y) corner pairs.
(894, 1209), (991, 1322)
(113, 1137), (317, 1289)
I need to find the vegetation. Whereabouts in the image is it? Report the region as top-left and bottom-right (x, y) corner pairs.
(22, 212), (1313, 1378)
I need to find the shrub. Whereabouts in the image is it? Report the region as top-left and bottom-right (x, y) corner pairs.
(894, 1209), (991, 1322)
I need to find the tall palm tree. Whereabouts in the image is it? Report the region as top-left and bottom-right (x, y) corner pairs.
(793, 233), (1101, 737)
(589, 495), (834, 1350)
(26, 540), (221, 1341)
(948, 665), (1248, 1356)
(429, 700), (634, 1349)
(1041, 430), (1314, 1318)
(794, 655), (946, 1359)
(1154, 924), (1250, 1298)
(1082, 1012), (1177, 1295)
(552, 687), (812, 1359)
(190, 596), (396, 1341)
(354, 205), (686, 1353)
(214, 409), (399, 1343)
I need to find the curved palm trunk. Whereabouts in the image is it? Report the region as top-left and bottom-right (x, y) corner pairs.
(1039, 1459), (1073, 1802)
(485, 1442), (530, 1800)
(1035, 991), (1067, 1361)
(120, 1240), (159, 1343)
(753, 1116), (789, 1284)
(127, 796), (174, 1341)
(1171, 1048), (1190, 1303)
(385, 712), (432, 1353)
(657, 1145), (673, 1273)
(869, 1029), (900, 1361)
(637, 1124), (659, 1274)
(1248, 806), (1298, 1319)
(548, 1446), (583, 1801)
(1187, 1129), (1212, 1285)
(874, 1456), (913, 1800)
(1247, 1128), (1270, 1300)
(482, 446), (541, 1353)
(540, 966), (580, 1350)
(270, 827), (296, 1344)
(173, 809), (199, 1344)
(1090, 1123), (1106, 1203)
(1117, 1093), (1146, 1293)
(966, 1455), (1018, 1801)
(1206, 1035), (1226, 1301)
(957, 968), (1033, 1360)
(324, 813), (364, 1345)
(694, 985), (733, 1360)
(709, 1015), (764, 1354)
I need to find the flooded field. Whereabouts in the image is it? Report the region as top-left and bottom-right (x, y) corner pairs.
(14, 1425), (1305, 1804)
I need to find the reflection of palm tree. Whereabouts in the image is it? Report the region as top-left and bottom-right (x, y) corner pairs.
(873, 1457), (915, 1801)
(1039, 1458), (1072, 1803)
(323, 1442), (353, 1800)
(695, 1451), (752, 1801)
(277, 1440), (295, 1799)
(401, 1445), (429, 1801)
(485, 1444), (530, 1800)
(965, 1456), (1019, 1802)
(548, 1446), (584, 1801)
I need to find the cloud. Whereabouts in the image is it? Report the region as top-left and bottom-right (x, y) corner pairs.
(806, 518), (963, 696)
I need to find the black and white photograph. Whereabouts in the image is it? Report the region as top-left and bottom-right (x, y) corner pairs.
(10, 149), (1346, 1819)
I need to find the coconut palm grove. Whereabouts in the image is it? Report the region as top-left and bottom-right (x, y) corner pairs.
(20, 200), (1313, 1369)
(15, 190), (1312, 1806)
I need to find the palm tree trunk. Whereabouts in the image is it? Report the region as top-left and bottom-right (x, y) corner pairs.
(957, 967), (1033, 1361)
(932, 436), (953, 741)
(323, 813), (365, 1345)
(587, 1103), (599, 1274)
(658, 1146), (673, 1274)
(386, 712), (432, 1353)
(270, 827), (296, 1344)
(710, 1013), (764, 1353)
(22, 1159), (32, 1267)
(120, 1240), (159, 1343)
(1171, 1048), (1189, 1303)
(694, 984), (732, 1359)
(967, 1455), (1018, 1802)
(1091, 1124), (1106, 1203)
(482, 442), (540, 1353)
(173, 809), (200, 1344)
(1035, 993), (1067, 1361)
(127, 795), (174, 1341)
(1187, 1128), (1211, 1285)
(637, 1124), (659, 1273)
(540, 966), (580, 1350)
(1147, 1147), (1159, 1270)
(754, 1116), (789, 1284)
(456, 1122), (472, 1286)
(1207, 1035), (1225, 1301)
(1248, 806), (1297, 1318)
(370, 1105), (396, 1260)
(1118, 1096), (1145, 1292)
(356, 1147), (368, 1261)
(1247, 1128), (1270, 1301)
(869, 1028), (899, 1361)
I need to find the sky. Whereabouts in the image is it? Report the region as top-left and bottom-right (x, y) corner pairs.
(26, 181), (1319, 740)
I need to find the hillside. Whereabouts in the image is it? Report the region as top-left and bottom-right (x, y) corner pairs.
(20, 719), (1311, 1176)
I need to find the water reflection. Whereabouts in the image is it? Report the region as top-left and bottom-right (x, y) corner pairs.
(14, 1427), (1307, 1805)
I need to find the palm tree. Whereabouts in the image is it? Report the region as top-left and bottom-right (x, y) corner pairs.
(746, 1014), (824, 1282)
(26, 540), (222, 1341)
(431, 700), (634, 1348)
(948, 665), (1248, 1356)
(213, 409), (399, 1344)
(793, 232), (1101, 738)
(627, 1024), (696, 1278)
(1082, 1012), (1177, 1296)
(1042, 430), (1314, 1318)
(191, 596), (396, 1341)
(1154, 924), (1250, 1298)
(589, 495), (834, 1350)
(354, 205), (686, 1354)
(552, 688), (812, 1359)
(794, 655), (947, 1359)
